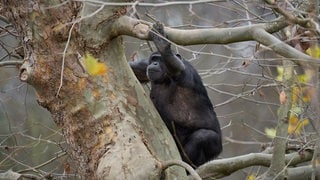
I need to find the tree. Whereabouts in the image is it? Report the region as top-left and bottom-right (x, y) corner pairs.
(0, 0), (319, 179)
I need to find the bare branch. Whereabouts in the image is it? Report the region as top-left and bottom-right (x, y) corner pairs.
(196, 151), (313, 179)
(264, 60), (294, 179)
(251, 28), (317, 65)
(161, 160), (201, 180)
(0, 60), (22, 67)
(72, 0), (224, 7)
(265, 0), (309, 26)
(287, 165), (320, 179)
(264, 0), (320, 34)
(0, 170), (42, 180)
(114, 16), (320, 65)
(114, 16), (288, 42)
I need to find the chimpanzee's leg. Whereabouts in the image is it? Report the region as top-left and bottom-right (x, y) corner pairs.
(183, 129), (222, 166)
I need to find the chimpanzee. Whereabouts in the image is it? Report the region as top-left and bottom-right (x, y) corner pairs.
(130, 23), (222, 167)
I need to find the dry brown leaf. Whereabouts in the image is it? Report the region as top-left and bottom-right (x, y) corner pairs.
(279, 90), (287, 104)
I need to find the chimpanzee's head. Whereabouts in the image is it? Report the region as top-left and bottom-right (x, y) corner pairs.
(146, 52), (168, 82)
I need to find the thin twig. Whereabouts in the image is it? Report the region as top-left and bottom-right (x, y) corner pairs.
(56, 4), (105, 96)
(56, 21), (77, 96)
(18, 151), (66, 173)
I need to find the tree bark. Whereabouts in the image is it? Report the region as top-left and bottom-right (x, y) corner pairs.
(1, 1), (185, 179)
(262, 60), (294, 180)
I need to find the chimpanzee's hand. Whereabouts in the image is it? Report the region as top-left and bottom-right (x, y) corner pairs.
(149, 22), (171, 54)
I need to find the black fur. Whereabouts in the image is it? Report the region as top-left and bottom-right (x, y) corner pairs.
(130, 23), (222, 167)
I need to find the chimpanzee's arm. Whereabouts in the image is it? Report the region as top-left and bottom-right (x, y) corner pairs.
(129, 59), (150, 83)
(149, 23), (185, 76)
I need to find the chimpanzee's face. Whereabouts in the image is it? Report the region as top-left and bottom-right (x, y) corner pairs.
(147, 53), (167, 82)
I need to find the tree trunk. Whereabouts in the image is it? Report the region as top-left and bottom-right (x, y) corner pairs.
(1, 1), (185, 179)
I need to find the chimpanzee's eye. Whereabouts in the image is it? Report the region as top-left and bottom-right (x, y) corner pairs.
(150, 56), (160, 63)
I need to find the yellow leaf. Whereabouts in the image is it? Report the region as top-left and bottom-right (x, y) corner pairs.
(288, 119), (309, 135)
(292, 86), (300, 104)
(297, 74), (308, 83)
(265, 128), (276, 139)
(288, 113), (309, 135)
(306, 45), (320, 58)
(247, 174), (256, 180)
(276, 67), (283, 81)
(83, 53), (107, 76)
(302, 88), (311, 103)
(292, 86), (312, 104)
